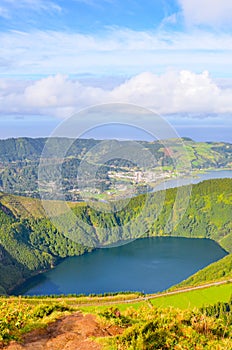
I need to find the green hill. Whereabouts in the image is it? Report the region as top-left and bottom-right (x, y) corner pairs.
(0, 196), (91, 295)
(0, 137), (232, 200)
(0, 178), (231, 294)
(0, 137), (231, 165)
(70, 178), (232, 252)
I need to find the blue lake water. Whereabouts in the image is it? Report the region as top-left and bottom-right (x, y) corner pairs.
(154, 170), (232, 192)
(17, 237), (227, 296)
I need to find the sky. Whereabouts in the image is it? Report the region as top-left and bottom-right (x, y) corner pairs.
(0, 0), (232, 141)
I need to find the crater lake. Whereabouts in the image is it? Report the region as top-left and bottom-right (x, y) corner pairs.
(15, 237), (227, 296)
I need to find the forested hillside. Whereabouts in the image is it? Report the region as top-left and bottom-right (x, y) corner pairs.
(70, 178), (232, 252)
(0, 197), (91, 294)
(0, 178), (231, 294)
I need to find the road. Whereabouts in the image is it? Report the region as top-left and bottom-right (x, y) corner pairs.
(75, 279), (232, 307)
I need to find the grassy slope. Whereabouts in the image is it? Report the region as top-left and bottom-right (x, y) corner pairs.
(170, 253), (232, 289)
(0, 193), (46, 219)
(151, 284), (232, 310)
(79, 284), (232, 314)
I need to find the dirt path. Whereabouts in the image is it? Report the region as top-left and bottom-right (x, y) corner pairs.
(2, 312), (123, 350)
(147, 279), (232, 301)
(71, 279), (232, 308)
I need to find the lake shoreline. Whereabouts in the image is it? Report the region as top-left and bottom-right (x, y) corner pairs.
(13, 236), (227, 297)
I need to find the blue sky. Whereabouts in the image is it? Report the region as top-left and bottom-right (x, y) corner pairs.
(0, 0), (231, 77)
(0, 0), (179, 33)
(0, 0), (232, 140)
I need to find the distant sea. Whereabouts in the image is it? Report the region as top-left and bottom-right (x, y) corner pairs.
(0, 117), (231, 144)
(175, 125), (232, 144)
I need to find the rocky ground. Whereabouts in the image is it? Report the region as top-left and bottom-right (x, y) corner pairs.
(2, 312), (122, 350)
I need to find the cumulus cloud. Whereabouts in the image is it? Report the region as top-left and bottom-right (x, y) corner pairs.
(178, 0), (232, 27)
(110, 71), (232, 114)
(0, 71), (232, 117)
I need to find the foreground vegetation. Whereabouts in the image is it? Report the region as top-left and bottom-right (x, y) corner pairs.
(1, 286), (232, 349)
(101, 301), (232, 349)
(0, 297), (73, 344)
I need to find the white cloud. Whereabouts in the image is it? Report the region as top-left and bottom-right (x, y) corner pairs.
(0, 0), (61, 18)
(73, 0), (114, 5)
(0, 6), (9, 18)
(0, 71), (232, 117)
(111, 71), (224, 114)
(178, 0), (232, 27)
(0, 29), (232, 77)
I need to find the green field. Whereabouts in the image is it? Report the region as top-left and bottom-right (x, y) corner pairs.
(76, 283), (232, 314)
(150, 283), (232, 309)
